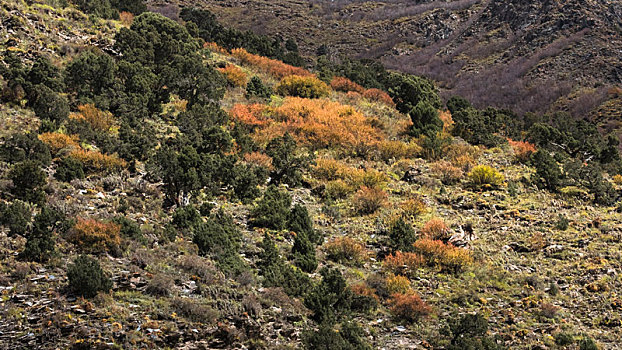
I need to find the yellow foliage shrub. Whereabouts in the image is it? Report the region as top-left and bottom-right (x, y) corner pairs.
(68, 218), (121, 254)
(468, 165), (504, 188)
(38, 132), (80, 155)
(399, 197), (427, 218)
(275, 75), (330, 99)
(613, 174), (622, 186)
(218, 64), (247, 87)
(376, 140), (420, 162)
(325, 180), (354, 199)
(231, 48), (312, 79)
(386, 274), (411, 294)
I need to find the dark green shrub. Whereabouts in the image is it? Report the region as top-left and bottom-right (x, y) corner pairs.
(388, 217), (416, 252)
(73, 0), (119, 19)
(291, 231), (317, 272)
(172, 205), (201, 230)
(387, 72), (441, 114)
(446, 96), (471, 115)
(304, 268), (353, 324)
(410, 100), (442, 137)
(21, 206), (63, 262)
(112, 216), (144, 242)
(231, 163), (267, 203)
(67, 255), (113, 298)
(266, 133), (311, 187)
(246, 76), (272, 99)
(579, 335), (598, 350)
(250, 185), (291, 230)
(302, 321), (372, 350)
(451, 107), (506, 147)
(0, 133), (51, 165)
(531, 149), (562, 192)
(54, 157), (85, 182)
(9, 160), (47, 205)
(0, 200), (31, 237)
(193, 210), (246, 276)
(64, 50), (117, 107)
(258, 233), (310, 297)
(32, 85), (70, 122)
(554, 332), (574, 346)
(288, 204), (321, 244)
(555, 214), (569, 231)
(111, 0), (146, 14)
(443, 313), (502, 350)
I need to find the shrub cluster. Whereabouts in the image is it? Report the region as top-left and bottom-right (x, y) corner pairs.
(276, 75), (330, 99)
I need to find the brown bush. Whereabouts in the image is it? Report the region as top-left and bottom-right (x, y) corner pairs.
(431, 160), (463, 184)
(399, 197), (427, 218)
(363, 88), (395, 107)
(325, 237), (369, 266)
(352, 186), (388, 215)
(420, 218), (451, 242)
(330, 76), (365, 93)
(383, 251), (424, 276)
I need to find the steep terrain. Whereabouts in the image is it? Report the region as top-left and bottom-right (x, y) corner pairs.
(1, 1), (622, 350)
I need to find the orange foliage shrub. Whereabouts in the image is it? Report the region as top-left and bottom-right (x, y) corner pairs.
(229, 103), (271, 127)
(119, 11), (134, 26)
(204, 42), (229, 54)
(325, 237), (369, 266)
(239, 97), (384, 152)
(389, 292), (431, 322)
(70, 104), (116, 133)
(231, 48), (312, 79)
(330, 77), (365, 93)
(508, 139), (537, 162)
(420, 218), (451, 242)
(438, 110), (454, 132)
(383, 251), (424, 276)
(218, 64), (247, 87)
(68, 218), (121, 254)
(352, 186), (388, 215)
(350, 283), (379, 302)
(413, 239), (473, 273)
(69, 148), (127, 173)
(38, 132), (80, 155)
(242, 152), (273, 170)
(386, 274), (411, 294)
(275, 75), (330, 99)
(363, 88), (395, 107)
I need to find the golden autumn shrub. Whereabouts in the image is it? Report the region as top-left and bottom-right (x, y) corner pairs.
(362, 88), (395, 107)
(330, 76), (365, 93)
(69, 104), (116, 133)
(508, 139), (537, 162)
(389, 292), (431, 322)
(376, 140), (421, 162)
(275, 75), (330, 99)
(38, 132), (80, 155)
(352, 186), (388, 215)
(413, 239), (473, 273)
(325, 237), (369, 266)
(69, 148), (127, 173)
(325, 180), (354, 199)
(613, 174), (622, 186)
(399, 197), (427, 218)
(231, 48), (312, 79)
(242, 151), (273, 170)
(119, 11), (134, 26)
(68, 218), (121, 254)
(236, 97), (384, 152)
(218, 64), (247, 87)
(386, 274), (411, 294)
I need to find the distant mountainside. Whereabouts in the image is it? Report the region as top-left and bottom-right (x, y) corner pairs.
(161, 0), (621, 119)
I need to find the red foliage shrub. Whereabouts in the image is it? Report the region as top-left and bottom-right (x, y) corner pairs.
(330, 76), (365, 93)
(363, 88), (395, 107)
(383, 251), (424, 276)
(68, 218), (121, 254)
(420, 218), (451, 242)
(389, 292), (431, 322)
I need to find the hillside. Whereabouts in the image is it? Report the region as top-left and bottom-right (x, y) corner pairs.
(1, 1), (622, 350)
(169, 0), (622, 118)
